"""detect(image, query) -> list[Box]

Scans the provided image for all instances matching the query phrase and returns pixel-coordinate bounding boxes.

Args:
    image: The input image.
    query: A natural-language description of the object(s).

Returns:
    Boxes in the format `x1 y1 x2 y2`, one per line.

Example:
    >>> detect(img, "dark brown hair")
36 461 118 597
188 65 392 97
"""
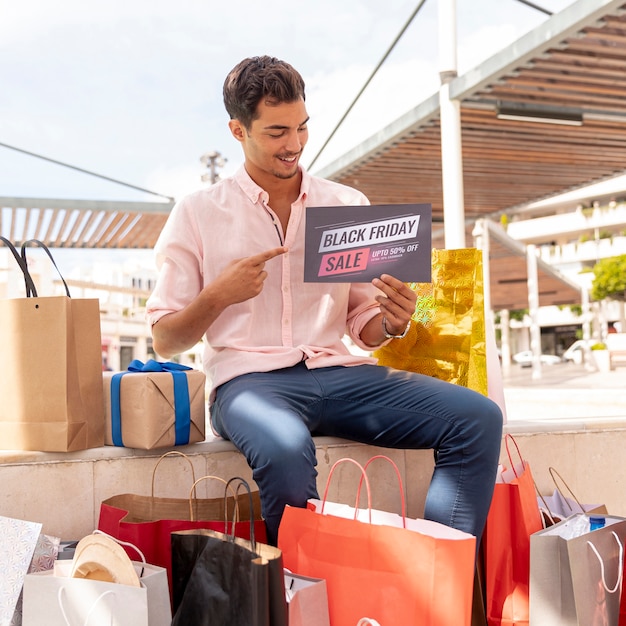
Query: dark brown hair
223 56 306 129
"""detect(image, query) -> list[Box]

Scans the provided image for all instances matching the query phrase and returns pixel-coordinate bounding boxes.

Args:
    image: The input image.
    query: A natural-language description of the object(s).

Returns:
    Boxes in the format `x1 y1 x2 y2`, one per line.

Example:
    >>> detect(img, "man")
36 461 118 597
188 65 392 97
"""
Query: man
146 55 503 546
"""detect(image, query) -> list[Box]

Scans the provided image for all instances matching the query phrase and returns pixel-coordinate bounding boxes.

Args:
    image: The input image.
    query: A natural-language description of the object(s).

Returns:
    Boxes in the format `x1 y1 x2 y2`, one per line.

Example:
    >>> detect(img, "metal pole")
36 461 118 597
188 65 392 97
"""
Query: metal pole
526 244 542 380
438 0 465 249
581 283 594 370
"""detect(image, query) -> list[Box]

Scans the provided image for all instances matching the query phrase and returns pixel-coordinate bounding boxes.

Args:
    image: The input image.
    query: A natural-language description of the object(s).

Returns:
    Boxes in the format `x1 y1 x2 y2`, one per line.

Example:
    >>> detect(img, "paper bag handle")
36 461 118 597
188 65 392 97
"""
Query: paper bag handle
91 529 147 566
322 456 407 527
321 458 372 523
224 477 257 552
58 587 116 626
587 531 623 594
0 236 38 296
151 450 197 499
357 455 407 528
504 433 525 478
321 454 406 528
548 466 585 514
187 475 240 528
21 238 71 297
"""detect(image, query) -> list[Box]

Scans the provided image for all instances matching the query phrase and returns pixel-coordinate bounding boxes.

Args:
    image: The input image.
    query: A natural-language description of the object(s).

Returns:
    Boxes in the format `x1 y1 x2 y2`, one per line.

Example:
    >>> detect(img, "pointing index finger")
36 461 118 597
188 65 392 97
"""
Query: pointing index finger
251 246 288 265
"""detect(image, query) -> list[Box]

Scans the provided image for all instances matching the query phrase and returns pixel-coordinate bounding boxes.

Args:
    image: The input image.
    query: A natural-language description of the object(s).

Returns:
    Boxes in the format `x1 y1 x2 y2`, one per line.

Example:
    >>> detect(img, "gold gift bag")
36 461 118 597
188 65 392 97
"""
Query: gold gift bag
374 248 487 396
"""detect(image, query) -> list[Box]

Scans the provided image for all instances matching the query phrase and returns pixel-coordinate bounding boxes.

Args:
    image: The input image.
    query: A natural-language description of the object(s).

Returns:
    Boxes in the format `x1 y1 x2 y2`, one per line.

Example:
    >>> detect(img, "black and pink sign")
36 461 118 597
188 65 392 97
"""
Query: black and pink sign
304 203 432 283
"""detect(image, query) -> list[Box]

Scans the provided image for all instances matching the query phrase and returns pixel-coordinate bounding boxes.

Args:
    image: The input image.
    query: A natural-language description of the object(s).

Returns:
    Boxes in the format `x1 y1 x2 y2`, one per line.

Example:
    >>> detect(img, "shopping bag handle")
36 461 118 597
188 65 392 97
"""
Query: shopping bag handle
151 450 197 499
356 455 407 528
90 529 147 578
224 476 257 552
187 475 240 529
548 466 585 514
58 587 116 626
322 458 372 523
587 530 623 594
21 238 71 297
322 456 409 527
504 433 525 478
0 236 38 297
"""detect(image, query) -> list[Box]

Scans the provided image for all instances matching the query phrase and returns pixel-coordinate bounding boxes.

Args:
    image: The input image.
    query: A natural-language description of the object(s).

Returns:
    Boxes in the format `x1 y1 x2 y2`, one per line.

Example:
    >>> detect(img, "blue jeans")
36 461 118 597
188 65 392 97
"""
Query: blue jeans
211 362 503 546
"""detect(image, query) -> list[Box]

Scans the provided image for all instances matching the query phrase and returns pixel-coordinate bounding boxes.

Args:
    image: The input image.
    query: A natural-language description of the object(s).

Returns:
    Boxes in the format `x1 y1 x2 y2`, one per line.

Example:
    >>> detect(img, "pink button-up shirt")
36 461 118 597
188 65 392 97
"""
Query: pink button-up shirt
146 166 385 396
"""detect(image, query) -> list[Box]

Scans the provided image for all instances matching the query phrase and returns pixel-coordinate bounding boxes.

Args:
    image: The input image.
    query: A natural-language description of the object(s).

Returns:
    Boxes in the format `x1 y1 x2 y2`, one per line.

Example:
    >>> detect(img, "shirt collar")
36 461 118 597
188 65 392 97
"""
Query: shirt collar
234 164 310 205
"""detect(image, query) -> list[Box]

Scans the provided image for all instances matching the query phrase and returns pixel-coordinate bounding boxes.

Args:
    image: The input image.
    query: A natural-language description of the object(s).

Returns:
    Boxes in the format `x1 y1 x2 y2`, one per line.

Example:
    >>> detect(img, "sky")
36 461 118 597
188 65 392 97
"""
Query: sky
0 0 584 208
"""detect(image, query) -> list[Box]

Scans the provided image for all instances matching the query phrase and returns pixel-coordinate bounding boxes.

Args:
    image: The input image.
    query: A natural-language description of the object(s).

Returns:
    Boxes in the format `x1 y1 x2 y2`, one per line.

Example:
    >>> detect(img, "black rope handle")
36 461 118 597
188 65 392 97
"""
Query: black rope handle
21 239 71 297
224 477 256 553
0 236 38 297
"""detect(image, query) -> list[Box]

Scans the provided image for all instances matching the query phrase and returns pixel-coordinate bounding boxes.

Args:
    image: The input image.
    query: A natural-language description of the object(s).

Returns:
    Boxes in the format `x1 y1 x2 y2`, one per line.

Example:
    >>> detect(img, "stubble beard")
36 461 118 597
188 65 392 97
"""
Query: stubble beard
272 152 301 180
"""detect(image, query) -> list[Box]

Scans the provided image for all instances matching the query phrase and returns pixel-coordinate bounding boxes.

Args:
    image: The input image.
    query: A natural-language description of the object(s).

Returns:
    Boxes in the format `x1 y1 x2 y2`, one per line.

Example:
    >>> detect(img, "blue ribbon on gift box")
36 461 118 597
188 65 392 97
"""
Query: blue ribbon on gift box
110 359 192 447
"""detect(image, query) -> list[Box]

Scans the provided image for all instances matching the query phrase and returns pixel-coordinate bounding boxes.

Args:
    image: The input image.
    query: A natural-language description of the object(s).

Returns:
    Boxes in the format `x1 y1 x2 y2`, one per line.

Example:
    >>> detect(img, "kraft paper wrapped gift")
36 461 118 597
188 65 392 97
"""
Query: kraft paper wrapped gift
103 360 206 450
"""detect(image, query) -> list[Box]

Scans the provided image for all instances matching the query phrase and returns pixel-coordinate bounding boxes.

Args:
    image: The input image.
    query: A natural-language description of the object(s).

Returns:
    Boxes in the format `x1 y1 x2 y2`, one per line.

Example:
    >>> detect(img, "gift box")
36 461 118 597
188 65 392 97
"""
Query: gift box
103 360 206 449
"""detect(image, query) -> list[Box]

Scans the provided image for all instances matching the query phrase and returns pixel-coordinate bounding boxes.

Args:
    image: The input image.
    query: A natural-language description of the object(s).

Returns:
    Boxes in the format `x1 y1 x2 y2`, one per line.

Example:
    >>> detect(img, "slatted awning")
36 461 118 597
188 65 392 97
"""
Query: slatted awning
315 0 626 310
0 197 173 248
475 219 584 311
318 0 626 219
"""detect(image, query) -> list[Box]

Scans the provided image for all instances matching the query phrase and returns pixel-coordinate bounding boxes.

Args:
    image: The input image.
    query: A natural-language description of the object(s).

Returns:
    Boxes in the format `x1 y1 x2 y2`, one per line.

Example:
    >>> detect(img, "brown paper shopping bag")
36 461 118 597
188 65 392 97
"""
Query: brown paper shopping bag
98 452 267 604
0 238 104 451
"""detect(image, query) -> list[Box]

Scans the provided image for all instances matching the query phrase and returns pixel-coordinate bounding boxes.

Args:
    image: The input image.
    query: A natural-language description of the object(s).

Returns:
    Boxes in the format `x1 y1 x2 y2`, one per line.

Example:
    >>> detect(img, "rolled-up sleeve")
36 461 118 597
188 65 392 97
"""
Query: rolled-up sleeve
146 197 203 326
345 282 388 351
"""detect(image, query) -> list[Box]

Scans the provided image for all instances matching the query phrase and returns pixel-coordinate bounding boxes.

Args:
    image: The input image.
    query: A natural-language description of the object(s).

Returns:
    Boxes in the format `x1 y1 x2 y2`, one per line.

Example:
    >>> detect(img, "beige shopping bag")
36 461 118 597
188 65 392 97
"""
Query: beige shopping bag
0 238 104 451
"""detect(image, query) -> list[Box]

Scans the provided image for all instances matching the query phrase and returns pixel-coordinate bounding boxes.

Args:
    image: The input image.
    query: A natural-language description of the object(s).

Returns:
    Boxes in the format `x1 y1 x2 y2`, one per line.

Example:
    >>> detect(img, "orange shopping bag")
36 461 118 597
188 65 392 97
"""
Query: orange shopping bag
278 456 476 626
483 434 543 626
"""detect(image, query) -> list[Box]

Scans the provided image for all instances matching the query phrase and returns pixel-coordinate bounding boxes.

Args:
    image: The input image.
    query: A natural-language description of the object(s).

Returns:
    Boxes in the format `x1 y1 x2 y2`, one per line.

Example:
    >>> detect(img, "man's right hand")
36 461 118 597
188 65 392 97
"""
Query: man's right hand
214 246 288 305
151 246 287 358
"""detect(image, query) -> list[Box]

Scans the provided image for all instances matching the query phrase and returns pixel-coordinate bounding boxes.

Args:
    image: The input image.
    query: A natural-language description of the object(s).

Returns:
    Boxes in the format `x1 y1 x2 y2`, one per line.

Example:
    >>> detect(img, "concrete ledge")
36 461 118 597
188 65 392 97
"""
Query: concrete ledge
2 421 625 541
505 416 626 434
0 437 434 541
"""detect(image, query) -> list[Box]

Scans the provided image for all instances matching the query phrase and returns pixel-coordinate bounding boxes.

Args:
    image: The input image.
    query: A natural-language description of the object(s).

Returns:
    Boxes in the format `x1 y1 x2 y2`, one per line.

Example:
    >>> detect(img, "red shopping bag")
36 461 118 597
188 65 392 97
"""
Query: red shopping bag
97 452 267 603
483 435 543 626
278 455 476 626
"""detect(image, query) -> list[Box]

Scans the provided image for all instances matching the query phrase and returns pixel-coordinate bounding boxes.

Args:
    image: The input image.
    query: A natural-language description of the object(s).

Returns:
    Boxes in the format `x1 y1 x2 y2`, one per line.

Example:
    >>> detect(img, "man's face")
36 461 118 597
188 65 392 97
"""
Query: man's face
230 98 309 182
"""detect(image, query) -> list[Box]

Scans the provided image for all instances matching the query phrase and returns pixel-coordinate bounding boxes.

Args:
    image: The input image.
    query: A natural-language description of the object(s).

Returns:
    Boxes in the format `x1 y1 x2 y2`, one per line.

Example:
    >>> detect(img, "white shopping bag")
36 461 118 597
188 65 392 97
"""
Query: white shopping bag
285 570 330 626
22 560 171 626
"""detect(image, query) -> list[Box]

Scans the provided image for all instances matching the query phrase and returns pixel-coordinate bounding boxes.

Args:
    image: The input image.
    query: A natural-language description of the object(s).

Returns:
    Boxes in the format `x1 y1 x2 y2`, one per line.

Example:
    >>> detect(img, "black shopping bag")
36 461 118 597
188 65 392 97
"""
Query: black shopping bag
171 478 287 626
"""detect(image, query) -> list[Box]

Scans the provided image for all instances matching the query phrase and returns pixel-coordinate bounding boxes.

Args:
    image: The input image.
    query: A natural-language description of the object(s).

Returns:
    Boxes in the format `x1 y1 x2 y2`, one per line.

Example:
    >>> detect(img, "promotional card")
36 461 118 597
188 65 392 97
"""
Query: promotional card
304 203 432 283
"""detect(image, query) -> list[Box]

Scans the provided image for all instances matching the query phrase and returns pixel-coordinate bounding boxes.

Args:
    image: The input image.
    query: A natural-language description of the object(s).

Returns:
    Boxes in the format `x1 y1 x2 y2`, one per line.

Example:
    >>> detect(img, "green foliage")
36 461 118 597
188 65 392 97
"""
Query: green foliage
509 309 528 321
591 255 626 301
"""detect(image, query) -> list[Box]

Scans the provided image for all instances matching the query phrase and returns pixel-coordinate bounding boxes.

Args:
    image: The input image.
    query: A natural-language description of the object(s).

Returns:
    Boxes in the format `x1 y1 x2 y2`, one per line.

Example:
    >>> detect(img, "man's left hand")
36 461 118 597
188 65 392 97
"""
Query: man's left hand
372 274 416 336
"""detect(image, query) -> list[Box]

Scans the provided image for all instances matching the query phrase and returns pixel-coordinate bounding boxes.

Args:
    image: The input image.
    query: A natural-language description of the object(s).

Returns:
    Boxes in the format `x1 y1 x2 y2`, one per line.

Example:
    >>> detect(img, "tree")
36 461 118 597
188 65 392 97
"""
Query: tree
590 254 626 302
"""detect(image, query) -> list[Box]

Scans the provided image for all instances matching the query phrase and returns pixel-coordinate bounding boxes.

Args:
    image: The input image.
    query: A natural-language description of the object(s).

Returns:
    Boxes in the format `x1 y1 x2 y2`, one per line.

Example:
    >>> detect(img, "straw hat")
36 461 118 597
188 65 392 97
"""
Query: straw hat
70 533 140 587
